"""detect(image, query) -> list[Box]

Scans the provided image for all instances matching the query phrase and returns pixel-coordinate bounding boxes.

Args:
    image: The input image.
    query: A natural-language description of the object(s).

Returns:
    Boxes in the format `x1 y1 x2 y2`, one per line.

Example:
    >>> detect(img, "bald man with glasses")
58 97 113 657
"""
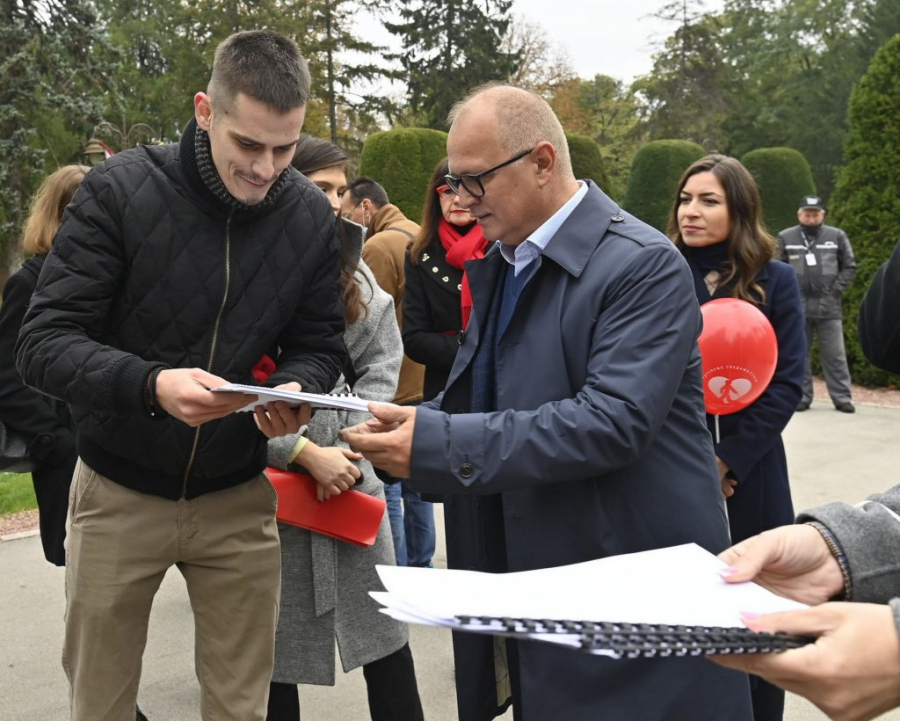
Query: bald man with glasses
343 84 751 721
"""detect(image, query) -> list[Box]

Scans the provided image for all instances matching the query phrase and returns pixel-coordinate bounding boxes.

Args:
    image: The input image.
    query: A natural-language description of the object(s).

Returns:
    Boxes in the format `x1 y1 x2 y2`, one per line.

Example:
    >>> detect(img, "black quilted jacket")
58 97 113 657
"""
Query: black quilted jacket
15 120 346 500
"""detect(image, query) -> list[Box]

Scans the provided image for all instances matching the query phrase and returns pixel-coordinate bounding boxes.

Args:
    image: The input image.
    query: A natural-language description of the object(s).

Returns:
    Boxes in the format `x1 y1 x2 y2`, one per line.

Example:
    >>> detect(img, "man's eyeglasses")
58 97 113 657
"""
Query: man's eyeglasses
444 147 535 198
342 201 362 219
435 184 455 199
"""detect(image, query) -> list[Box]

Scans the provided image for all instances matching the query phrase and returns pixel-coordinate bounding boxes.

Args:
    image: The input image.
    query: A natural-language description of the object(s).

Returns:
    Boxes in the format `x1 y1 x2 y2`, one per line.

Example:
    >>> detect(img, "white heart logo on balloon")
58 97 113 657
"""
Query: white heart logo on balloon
708 376 753 403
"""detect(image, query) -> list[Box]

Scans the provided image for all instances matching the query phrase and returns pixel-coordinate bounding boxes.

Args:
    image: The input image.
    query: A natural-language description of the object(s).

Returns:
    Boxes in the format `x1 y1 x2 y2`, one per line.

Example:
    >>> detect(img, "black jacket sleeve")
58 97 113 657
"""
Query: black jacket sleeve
0 262 74 464
859 239 900 375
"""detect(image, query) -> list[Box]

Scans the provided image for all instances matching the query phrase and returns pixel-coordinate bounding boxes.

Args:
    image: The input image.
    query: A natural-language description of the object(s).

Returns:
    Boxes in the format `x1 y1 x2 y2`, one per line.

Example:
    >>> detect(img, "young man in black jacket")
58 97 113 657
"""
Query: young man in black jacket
15 31 346 721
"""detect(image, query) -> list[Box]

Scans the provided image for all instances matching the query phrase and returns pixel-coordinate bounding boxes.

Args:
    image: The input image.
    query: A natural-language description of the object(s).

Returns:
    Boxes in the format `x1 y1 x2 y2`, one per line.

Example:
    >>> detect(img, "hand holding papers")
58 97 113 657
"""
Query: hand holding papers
212 382 378 413
340 404 416 479
371 544 812 659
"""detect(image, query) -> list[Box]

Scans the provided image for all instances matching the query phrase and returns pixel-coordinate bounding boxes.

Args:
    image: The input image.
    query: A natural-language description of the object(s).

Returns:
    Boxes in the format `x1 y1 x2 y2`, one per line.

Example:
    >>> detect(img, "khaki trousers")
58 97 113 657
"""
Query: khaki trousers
63 460 281 721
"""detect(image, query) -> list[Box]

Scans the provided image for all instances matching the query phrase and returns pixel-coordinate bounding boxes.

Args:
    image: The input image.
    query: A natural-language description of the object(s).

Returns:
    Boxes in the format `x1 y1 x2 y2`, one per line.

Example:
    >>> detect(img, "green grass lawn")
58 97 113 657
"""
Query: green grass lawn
0 472 37 515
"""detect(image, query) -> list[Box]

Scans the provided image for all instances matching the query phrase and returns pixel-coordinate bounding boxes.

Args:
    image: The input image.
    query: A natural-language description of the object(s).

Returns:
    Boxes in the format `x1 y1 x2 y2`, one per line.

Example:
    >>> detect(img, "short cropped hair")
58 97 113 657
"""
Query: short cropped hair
208 31 310 113
345 177 389 208
22 165 90 255
448 84 573 177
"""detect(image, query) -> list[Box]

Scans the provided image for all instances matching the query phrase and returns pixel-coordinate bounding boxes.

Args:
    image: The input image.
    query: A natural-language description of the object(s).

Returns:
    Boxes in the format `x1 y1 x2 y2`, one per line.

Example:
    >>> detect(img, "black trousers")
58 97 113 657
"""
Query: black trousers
267 643 424 721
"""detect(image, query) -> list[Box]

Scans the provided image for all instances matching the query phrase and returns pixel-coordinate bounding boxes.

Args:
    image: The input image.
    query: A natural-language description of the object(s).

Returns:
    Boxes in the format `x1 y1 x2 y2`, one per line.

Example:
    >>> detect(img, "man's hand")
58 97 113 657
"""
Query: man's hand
253 383 312 438
340 404 415 479
711 603 900 721
155 368 253 426
719 524 844 606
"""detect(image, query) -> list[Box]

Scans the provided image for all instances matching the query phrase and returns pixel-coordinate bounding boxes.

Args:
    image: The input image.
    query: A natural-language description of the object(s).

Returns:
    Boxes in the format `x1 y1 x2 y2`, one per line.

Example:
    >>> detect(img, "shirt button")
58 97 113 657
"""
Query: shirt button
611 214 625 222
460 463 474 478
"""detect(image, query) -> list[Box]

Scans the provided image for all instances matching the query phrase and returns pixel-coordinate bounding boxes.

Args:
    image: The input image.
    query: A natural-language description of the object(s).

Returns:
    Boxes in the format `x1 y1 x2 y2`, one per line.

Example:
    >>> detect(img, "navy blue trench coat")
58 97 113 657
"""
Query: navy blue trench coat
689 258 805 544
408 182 752 721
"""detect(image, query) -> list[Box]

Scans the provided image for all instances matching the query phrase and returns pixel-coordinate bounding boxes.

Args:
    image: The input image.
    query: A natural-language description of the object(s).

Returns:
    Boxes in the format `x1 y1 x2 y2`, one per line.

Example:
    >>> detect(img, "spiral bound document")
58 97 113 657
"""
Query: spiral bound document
370 544 813 659
211 383 382 413
451 617 812 659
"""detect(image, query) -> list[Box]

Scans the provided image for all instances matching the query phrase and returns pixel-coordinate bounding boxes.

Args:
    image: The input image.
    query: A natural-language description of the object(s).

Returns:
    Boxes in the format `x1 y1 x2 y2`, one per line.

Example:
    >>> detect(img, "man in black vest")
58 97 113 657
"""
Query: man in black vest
778 196 857 413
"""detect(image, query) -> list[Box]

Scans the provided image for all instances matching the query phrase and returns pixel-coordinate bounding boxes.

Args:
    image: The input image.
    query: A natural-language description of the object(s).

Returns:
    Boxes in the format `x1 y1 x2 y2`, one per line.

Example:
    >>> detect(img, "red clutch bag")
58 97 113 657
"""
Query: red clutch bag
265 467 386 548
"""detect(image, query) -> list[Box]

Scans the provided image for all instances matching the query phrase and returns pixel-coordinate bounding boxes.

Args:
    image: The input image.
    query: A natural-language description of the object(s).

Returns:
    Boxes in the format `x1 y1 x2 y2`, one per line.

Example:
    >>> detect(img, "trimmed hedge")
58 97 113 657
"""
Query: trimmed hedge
622 139 706 232
829 35 900 387
565 133 615 198
358 128 449 223
741 147 816 235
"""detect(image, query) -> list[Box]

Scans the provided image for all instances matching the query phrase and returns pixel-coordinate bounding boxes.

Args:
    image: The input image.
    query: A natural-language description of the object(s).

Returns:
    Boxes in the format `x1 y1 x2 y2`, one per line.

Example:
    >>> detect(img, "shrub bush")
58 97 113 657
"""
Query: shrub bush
829 35 900 387
741 147 816 235
358 128 449 223
622 139 706 232
565 133 615 198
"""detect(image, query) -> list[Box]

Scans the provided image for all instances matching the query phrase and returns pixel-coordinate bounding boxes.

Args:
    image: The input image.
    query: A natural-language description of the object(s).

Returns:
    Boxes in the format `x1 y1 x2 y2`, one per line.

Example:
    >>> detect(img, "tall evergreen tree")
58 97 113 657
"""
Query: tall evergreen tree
385 0 518 128
829 33 900 386
0 0 115 275
287 0 400 146
633 11 730 150
718 0 900 197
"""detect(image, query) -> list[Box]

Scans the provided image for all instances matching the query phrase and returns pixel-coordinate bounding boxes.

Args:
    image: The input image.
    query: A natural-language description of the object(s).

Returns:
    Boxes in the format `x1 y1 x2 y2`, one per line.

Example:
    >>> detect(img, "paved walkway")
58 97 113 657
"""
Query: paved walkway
2 404 899 720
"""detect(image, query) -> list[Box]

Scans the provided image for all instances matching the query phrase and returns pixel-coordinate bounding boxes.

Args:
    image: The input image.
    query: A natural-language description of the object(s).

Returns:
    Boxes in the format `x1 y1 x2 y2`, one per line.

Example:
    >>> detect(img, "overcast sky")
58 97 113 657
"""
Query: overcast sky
353 0 727 99
511 0 725 82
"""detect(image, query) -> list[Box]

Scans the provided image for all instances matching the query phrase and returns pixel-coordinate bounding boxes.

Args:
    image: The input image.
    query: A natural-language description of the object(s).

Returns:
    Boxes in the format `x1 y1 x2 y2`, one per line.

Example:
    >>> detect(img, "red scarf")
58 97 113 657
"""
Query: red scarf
438 218 487 329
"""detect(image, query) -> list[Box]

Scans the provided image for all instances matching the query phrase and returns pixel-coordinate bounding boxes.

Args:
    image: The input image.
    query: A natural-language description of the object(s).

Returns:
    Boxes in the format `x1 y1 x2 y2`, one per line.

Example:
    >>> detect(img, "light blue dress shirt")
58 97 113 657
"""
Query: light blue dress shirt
498 181 589 277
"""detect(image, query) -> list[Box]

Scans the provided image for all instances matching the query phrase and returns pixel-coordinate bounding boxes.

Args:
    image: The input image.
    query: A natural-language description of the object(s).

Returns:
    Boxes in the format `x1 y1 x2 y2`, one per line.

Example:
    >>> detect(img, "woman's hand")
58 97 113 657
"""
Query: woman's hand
711 603 900 721
297 444 363 501
717 457 737 498
718 524 845 606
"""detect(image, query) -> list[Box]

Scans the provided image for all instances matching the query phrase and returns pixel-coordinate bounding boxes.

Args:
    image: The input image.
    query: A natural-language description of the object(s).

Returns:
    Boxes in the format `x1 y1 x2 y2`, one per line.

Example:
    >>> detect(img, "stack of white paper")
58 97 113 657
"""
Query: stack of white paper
211 383 382 413
371 544 808 658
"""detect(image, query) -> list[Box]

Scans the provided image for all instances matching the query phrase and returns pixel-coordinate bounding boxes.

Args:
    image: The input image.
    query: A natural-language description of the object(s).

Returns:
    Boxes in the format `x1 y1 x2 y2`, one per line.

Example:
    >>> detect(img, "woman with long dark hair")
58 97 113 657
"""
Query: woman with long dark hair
403 157 488 400
668 154 805 721
262 135 423 721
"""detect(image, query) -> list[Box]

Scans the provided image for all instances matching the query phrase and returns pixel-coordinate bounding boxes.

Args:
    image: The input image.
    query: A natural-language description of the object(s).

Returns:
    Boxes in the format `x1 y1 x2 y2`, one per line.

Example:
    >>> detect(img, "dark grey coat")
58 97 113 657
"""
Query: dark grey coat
800 485 900 635
408 182 752 721
778 224 856 319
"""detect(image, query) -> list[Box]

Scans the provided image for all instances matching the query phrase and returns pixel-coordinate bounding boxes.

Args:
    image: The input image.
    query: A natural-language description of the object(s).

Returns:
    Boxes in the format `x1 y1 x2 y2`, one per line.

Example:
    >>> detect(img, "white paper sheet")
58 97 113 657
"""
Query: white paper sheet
211 383 384 413
372 543 807 632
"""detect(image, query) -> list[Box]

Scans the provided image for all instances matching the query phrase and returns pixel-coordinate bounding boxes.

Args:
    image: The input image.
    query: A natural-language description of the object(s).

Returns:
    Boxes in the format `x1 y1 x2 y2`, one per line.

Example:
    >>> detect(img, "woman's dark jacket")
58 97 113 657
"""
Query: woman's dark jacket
0 255 75 564
402 236 464 401
687 251 806 543
15 121 346 501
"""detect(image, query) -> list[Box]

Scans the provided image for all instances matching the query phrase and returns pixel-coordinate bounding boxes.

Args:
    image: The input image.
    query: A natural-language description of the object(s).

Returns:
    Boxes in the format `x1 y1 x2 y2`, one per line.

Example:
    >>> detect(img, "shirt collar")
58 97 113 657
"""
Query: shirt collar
499 181 589 274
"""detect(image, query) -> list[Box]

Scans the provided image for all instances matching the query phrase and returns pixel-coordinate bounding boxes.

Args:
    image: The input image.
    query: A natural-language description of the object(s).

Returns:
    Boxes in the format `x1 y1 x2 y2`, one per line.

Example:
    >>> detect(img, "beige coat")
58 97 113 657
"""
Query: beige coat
361 203 425 405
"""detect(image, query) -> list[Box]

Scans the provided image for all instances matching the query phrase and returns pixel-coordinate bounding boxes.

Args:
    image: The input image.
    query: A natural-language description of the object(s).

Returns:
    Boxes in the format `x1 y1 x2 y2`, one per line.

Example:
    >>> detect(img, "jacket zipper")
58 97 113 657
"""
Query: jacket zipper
182 210 234 497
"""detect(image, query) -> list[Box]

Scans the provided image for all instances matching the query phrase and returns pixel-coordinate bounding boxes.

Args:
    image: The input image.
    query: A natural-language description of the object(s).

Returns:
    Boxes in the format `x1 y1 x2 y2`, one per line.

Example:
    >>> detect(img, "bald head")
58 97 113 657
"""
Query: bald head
445 84 580 246
448 85 574 179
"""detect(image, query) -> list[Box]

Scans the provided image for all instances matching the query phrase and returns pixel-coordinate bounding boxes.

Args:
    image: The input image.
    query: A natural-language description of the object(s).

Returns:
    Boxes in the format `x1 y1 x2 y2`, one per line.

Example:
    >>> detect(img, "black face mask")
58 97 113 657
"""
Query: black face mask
801 223 822 238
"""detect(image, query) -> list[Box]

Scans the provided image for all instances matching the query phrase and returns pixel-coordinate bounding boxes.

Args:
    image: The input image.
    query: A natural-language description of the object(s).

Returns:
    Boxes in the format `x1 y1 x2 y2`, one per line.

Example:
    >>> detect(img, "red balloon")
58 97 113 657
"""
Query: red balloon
698 298 778 415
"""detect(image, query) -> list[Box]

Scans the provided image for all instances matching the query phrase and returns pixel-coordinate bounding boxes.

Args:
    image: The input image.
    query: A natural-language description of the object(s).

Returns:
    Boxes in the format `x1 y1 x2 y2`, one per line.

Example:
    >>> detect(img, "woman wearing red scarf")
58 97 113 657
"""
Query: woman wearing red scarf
403 158 488 401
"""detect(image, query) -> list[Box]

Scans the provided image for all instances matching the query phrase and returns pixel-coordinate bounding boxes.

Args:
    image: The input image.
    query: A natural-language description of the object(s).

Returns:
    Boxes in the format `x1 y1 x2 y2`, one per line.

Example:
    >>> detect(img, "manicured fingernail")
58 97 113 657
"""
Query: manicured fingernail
739 611 761 620
718 566 738 577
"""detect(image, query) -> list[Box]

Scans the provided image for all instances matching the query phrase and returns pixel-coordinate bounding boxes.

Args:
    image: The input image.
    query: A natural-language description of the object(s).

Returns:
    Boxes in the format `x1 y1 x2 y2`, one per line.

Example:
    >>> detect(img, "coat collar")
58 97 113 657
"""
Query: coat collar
539 181 620 279
369 203 413 235
688 254 771 305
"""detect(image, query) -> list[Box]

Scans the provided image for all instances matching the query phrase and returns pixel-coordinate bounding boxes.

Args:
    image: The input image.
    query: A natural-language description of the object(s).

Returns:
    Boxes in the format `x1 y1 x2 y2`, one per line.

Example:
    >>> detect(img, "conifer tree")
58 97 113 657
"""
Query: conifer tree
386 0 518 128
